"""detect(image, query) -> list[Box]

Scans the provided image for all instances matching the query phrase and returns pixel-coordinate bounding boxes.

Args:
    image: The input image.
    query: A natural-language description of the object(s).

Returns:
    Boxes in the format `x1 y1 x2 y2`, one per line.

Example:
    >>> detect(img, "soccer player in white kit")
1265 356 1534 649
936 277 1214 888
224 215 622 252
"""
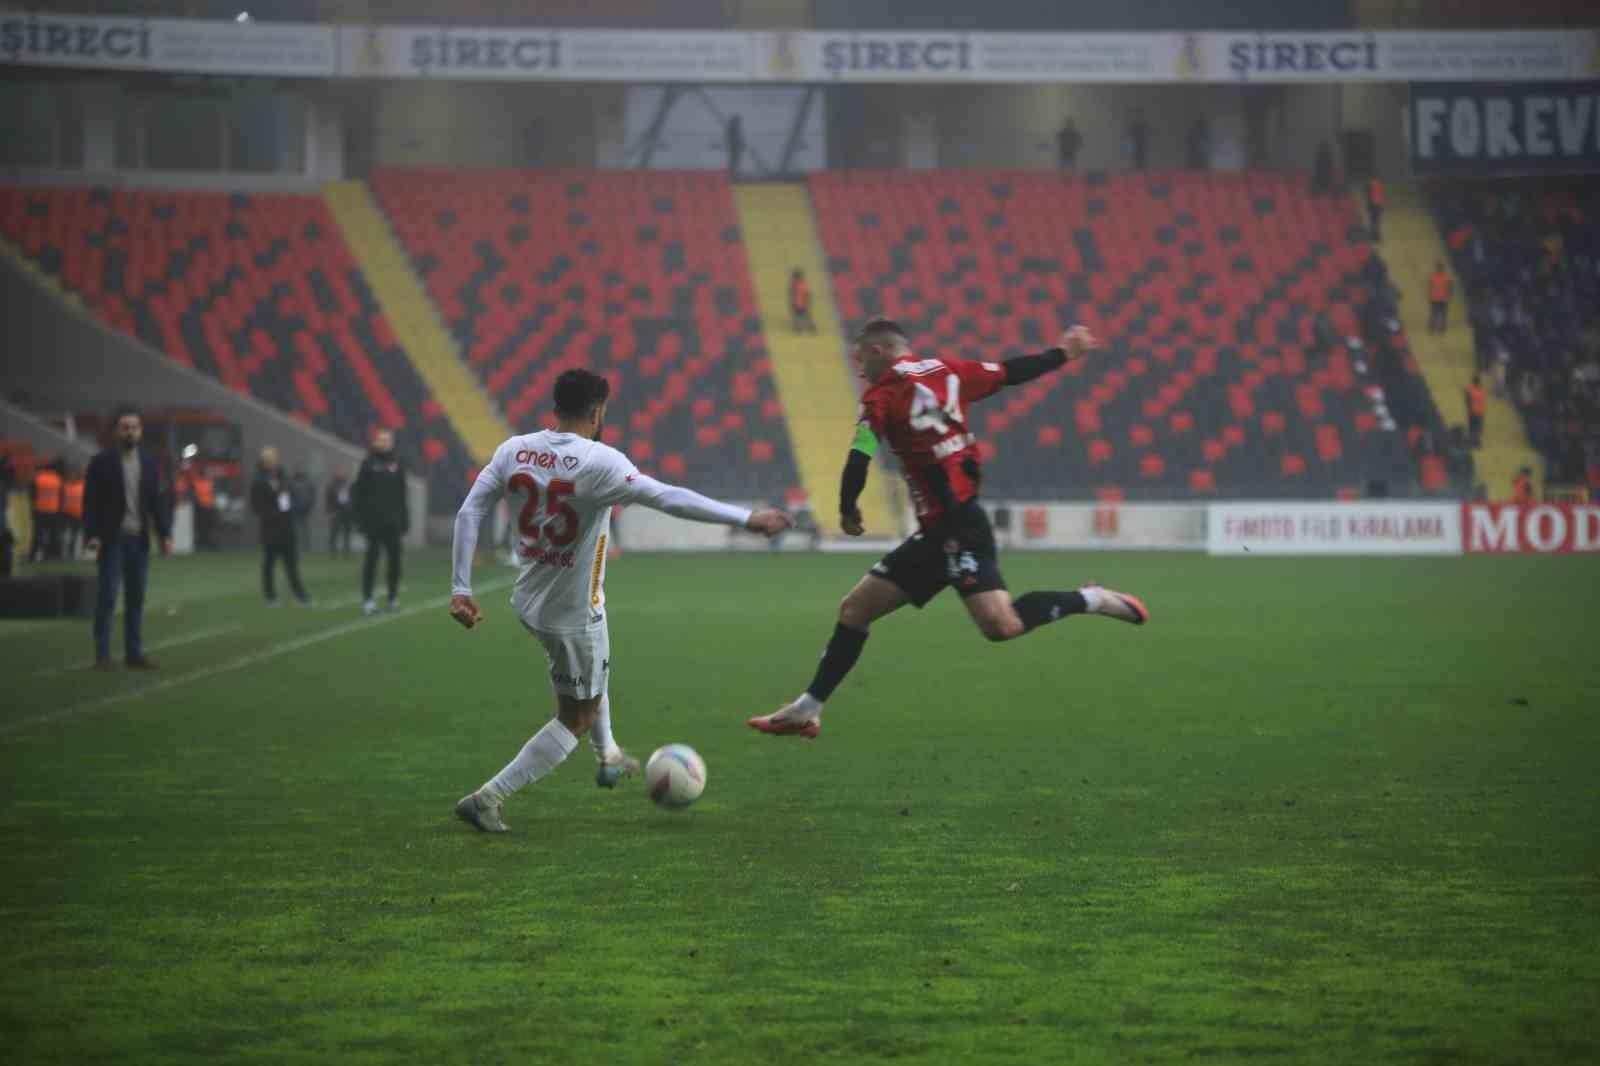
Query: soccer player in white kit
449 369 791 832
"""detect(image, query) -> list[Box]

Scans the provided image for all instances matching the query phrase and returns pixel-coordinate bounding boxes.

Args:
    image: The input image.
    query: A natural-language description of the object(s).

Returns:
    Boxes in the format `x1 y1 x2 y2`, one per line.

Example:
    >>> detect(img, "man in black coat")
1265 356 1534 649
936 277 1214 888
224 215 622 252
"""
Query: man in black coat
83 406 173 670
353 428 409 614
250 445 310 606
325 466 355 557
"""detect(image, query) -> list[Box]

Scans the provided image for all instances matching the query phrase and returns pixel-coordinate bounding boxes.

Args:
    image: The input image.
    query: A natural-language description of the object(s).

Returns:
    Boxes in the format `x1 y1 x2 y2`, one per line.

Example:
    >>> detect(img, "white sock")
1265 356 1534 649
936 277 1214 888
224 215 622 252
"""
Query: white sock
480 719 578 803
589 691 616 758
792 692 823 716
1080 586 1106 613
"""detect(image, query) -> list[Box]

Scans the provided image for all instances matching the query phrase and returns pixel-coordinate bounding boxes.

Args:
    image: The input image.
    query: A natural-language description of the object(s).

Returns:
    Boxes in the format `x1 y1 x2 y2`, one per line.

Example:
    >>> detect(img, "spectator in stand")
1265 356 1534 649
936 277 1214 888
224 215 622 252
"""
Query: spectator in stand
1126 110 1151 172
354 428 409 614
1513 466 1537 506
1312 142 1333 195
190 465 217 550
1428 262 1455 334
326 466 355 557
61 465 84 560
1366 176 1385 241
789 269 816 334
251 446 311 607
725 115 744 180
83 406 172 670
1465 374 1487 448
1056 118 1082 171
1186 117 1212 171
30 459 62 562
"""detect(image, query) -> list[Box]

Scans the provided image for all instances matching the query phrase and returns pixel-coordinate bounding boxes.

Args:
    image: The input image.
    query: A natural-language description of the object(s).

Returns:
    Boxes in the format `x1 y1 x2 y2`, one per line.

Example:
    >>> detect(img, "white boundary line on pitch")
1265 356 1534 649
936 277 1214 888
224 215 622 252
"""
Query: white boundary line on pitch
32 622 246 678
2 577 516 737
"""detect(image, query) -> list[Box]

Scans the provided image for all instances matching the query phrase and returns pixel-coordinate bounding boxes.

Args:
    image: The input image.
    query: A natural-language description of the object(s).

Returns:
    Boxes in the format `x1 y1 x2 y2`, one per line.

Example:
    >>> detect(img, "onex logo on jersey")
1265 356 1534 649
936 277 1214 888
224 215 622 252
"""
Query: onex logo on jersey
515 450 559 469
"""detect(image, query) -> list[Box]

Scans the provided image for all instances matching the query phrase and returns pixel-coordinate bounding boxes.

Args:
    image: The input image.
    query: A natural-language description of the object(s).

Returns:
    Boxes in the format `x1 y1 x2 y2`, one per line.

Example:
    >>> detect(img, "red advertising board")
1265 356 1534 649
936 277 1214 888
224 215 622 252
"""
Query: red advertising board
1462 503 1600 554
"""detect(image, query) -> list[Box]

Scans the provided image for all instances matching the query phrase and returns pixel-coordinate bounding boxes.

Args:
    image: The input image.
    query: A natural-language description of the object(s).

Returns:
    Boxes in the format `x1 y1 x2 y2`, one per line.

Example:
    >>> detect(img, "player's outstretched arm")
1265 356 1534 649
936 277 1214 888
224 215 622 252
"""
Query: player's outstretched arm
1001 325 1102 386
449 448 508 629
623 474 792 537
838 422 877 536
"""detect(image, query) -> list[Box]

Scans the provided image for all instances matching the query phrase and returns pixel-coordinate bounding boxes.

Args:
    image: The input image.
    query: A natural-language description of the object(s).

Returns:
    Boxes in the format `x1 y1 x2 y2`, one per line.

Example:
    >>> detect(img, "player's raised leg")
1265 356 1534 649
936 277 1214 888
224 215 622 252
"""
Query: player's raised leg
964 583 1148 643
749 572 908 738
456 692 600 832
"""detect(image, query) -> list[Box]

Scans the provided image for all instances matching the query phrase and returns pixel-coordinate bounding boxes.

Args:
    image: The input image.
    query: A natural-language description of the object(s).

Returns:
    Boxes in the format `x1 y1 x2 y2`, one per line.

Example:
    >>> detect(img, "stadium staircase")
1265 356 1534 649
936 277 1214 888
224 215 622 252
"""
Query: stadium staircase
369 169 803 503
1374 182 1541 498
323 181 508 464
733 184 897 536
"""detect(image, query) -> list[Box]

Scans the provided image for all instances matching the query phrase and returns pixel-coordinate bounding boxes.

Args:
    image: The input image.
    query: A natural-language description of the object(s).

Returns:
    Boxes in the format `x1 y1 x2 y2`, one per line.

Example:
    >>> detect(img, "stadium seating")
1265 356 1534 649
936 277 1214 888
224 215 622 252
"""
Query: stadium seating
371 169 800 500
811 170 1445 500
0 184 474 509
1433 179 1600 493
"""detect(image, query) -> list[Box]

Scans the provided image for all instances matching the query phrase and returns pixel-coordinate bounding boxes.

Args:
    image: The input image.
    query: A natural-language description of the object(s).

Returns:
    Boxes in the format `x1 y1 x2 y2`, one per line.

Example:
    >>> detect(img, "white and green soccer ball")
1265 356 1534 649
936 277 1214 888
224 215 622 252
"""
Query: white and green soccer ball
645 744 706 809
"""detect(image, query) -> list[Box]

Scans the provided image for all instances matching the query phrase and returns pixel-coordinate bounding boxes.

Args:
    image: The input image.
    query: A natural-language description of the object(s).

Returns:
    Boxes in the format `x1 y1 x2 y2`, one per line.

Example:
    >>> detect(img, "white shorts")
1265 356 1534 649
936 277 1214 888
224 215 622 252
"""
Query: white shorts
524 621 610 700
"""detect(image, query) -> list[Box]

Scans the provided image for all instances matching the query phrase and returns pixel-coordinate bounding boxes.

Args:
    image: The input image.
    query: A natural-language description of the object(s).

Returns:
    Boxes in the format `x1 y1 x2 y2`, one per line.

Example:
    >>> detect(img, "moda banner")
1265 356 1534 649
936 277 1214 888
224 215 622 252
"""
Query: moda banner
1207 502 1462 555
1409 81 1600 177
1462 503 1600 554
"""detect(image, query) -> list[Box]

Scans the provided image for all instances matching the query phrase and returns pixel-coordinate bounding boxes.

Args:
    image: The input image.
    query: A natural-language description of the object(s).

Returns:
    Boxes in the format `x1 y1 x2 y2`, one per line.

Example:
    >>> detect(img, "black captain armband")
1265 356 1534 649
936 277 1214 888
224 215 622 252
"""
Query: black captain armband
1002 347 1068 386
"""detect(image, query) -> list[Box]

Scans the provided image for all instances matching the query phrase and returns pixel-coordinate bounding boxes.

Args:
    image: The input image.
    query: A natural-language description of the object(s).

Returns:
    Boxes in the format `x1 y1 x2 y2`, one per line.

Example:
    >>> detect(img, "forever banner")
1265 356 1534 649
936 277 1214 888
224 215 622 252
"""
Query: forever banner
2 14 1598 85
1410 81 1600 177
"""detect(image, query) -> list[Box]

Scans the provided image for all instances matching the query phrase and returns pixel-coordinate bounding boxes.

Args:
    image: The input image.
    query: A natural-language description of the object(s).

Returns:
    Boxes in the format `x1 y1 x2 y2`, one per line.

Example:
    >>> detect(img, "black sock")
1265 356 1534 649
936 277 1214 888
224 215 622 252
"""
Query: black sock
1013 590 1088 633
805 623 869 703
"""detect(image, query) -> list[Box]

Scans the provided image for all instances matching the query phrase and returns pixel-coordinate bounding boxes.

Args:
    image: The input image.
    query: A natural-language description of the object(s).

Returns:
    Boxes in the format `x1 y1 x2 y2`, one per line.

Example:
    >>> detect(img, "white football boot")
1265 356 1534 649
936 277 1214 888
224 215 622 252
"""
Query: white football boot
595 747 641 789
454 790 509 833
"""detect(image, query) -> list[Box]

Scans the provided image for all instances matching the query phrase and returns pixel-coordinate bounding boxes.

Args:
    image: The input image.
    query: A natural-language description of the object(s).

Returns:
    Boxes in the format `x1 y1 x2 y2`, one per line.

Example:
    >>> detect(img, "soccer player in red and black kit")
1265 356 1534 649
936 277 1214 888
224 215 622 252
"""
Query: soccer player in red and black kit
749 317 1149 739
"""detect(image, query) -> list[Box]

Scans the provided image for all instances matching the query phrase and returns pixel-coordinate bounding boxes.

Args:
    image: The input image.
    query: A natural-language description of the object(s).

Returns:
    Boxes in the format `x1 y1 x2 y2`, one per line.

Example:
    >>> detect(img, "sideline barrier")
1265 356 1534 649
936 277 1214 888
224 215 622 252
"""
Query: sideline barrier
545 499 1599 555
1207 501 1461 556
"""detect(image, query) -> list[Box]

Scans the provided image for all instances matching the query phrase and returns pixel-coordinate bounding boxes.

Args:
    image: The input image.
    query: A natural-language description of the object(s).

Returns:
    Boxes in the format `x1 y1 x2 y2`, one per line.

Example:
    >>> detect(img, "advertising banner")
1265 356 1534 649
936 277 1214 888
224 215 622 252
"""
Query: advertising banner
789 32 1179 84
338 25 761 81
1204 30 1587 83
3 16 1598 85
1461 503 1600 554
1207 502 1462 555
1409 81 1600 177
0 12 335 76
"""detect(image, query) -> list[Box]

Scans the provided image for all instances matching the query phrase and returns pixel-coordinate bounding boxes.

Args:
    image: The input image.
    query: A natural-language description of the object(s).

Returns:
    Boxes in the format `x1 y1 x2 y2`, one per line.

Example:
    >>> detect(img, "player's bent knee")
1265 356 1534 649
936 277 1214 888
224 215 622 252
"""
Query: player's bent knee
838 594 872 630
978 616 1024 642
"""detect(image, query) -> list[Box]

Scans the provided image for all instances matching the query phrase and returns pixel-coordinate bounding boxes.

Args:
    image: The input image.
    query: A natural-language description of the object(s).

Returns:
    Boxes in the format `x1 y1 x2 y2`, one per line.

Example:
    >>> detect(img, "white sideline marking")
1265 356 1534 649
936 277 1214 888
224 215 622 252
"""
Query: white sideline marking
33 622 246 678
311 594 365 610
3 577 515 737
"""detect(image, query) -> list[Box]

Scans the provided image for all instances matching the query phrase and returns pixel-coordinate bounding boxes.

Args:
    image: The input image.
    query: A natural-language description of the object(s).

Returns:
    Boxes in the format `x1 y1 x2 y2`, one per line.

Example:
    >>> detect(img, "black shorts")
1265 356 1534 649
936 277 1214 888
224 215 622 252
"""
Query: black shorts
869 501 1006 608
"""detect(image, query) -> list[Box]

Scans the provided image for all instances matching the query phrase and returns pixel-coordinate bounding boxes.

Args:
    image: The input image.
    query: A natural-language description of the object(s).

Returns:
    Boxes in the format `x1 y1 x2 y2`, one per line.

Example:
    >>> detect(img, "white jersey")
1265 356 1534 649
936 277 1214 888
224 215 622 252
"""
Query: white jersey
452 430 751 632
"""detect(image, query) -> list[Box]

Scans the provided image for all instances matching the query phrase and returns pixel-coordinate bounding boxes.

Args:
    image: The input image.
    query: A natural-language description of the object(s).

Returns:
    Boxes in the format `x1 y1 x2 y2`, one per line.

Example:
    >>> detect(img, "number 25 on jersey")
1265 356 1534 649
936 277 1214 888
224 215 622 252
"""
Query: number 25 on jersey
508 473 578 546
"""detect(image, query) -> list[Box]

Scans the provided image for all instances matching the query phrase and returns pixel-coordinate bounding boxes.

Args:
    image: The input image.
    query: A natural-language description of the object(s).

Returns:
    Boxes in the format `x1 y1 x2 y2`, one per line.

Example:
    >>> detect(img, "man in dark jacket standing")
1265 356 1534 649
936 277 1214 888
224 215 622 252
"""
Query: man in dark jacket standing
250 445 310 606
353 428 408 614
83 406 172 670
325 466 355 557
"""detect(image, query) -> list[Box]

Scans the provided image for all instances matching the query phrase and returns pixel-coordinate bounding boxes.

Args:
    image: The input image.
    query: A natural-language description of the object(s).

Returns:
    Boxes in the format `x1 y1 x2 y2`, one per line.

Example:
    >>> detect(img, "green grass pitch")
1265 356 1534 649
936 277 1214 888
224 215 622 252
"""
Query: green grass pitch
3 547 1598 1064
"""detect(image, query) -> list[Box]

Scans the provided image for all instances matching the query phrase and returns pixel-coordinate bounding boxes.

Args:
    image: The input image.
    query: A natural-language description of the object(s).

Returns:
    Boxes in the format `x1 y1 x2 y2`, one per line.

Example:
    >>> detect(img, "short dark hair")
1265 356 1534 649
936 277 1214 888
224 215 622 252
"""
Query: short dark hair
854 317 908 347
553 368 611 418
112 404 140 424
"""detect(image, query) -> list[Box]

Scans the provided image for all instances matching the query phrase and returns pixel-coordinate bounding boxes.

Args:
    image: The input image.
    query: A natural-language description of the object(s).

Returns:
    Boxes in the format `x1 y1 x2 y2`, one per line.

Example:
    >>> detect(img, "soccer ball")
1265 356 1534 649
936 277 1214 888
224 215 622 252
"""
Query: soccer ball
645 744 706 809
